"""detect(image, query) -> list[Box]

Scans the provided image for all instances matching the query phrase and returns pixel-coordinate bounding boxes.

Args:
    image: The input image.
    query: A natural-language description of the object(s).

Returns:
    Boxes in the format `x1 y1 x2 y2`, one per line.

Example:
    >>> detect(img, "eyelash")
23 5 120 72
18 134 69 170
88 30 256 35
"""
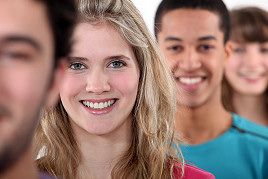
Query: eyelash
232 48 268 54
69 62 86 70
167 45 182 51
69 60 127 71
0 51 31 60
108 60 126 68
233 48 244 53
260 48 268 53
166 45 214 52
199 45 214 50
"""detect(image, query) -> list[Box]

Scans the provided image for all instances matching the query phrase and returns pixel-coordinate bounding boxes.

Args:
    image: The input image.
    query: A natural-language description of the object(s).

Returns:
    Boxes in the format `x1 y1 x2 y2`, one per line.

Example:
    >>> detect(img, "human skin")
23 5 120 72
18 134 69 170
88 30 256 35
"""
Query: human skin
225 41 268 126
61 22 140 137
157 9 232 144
0 0 63 178
225 41 268 96
157 9 230 108
59 22 140 178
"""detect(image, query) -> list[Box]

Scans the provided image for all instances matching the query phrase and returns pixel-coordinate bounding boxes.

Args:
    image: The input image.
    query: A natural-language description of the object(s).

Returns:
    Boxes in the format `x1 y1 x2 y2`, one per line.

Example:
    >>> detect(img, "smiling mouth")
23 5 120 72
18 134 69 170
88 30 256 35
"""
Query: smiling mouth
81 99 116 110
242 74 263 80
177 77 204 85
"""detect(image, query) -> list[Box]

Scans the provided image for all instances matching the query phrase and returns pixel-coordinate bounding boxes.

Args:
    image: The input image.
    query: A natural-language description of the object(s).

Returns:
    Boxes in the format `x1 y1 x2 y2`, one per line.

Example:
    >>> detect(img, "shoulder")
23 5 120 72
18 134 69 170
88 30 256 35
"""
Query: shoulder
39 172 58 179
232 113 268 140
173 163 215 179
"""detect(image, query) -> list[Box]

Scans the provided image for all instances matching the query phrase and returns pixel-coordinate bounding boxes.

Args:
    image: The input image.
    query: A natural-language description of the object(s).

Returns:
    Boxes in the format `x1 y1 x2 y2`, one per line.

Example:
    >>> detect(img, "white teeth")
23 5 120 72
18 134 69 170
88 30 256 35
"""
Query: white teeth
94 103 98 109
244 74 260 79
179 77 202 85
82 100 116 110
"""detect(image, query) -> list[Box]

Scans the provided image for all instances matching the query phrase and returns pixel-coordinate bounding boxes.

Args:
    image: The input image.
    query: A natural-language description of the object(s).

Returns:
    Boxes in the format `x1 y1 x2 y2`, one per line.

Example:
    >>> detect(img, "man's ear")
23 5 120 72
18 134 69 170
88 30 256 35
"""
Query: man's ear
224 41 233 66
44 59 67 107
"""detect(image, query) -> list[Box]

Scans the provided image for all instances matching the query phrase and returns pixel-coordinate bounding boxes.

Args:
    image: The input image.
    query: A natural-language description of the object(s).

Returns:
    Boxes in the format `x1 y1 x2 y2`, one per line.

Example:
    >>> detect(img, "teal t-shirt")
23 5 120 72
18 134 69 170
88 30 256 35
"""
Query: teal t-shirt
180 113 268 179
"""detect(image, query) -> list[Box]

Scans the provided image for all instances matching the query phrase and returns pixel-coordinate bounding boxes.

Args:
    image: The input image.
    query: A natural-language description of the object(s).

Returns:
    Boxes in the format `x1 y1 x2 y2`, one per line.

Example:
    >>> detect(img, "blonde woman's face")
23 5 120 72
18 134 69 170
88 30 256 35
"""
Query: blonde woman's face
60 22 140 138
225 41 268 96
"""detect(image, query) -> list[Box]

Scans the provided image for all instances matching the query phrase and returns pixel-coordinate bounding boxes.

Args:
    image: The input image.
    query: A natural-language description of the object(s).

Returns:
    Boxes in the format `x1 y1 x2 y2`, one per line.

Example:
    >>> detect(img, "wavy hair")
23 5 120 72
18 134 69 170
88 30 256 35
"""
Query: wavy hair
34 0 183 178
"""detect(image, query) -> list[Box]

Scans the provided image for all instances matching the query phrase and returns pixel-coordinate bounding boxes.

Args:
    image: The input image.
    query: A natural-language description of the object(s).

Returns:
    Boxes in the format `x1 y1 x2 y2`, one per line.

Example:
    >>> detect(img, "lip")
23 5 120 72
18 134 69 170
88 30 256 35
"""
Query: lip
240 74 264 83
243 77 262 83
175 76 206 91
80 98 118 115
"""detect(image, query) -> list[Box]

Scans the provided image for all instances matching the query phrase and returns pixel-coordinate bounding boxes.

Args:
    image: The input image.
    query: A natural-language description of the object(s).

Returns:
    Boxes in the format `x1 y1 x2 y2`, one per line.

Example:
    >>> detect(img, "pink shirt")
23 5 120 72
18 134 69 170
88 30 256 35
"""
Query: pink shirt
173 163 215 179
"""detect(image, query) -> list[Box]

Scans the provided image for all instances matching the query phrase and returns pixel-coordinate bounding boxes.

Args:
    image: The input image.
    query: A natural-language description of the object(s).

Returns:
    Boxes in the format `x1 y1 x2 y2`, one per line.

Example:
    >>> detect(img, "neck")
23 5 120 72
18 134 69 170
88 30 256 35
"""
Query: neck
0 146 38 179
175 89 232 145
232 92 268 126
74 119 132 179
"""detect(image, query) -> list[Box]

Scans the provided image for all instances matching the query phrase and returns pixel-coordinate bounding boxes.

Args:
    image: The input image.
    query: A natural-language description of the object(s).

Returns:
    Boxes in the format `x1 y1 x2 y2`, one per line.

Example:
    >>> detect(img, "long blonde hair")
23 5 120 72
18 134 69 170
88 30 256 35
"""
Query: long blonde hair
35 0 183 178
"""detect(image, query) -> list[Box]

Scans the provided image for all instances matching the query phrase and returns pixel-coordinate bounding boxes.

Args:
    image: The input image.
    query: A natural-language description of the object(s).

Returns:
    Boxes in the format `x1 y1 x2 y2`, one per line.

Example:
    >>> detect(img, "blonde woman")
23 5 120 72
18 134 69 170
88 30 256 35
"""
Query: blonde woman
34 0 214 178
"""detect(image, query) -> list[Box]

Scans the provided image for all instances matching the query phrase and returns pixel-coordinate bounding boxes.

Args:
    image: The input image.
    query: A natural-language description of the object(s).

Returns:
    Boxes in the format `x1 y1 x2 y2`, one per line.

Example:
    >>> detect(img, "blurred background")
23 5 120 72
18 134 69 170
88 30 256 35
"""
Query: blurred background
132 0 268 34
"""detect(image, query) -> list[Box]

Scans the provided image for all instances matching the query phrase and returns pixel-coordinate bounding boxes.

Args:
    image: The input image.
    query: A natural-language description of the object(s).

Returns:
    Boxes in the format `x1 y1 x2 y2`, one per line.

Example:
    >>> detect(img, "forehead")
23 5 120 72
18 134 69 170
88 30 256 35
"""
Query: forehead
0 0 53 54
72 22 133 58
160 9 222 40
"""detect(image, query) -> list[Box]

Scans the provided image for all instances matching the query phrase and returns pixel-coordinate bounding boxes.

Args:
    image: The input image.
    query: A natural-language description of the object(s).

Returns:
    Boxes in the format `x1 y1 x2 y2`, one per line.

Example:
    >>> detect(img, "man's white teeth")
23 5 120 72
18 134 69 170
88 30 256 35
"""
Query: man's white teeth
179 77 202 85
82 100 115 109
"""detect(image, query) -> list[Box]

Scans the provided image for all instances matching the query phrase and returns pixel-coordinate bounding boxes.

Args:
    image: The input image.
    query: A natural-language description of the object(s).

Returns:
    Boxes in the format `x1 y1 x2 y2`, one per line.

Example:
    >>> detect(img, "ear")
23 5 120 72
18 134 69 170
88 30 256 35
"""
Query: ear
224 41 233 66
44 59 67 107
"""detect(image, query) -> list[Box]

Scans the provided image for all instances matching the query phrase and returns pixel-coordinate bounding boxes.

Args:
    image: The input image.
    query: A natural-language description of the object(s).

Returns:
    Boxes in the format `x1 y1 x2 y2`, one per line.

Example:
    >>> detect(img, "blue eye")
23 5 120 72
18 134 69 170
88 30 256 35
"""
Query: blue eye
109 61 125 68
70 62 86 70
233 48 244 54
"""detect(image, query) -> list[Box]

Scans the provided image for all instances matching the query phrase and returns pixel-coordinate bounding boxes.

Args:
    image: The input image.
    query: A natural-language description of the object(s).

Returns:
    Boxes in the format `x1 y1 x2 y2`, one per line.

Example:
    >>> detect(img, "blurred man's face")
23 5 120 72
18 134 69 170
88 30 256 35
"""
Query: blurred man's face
157 9 230 108
0 0 56 172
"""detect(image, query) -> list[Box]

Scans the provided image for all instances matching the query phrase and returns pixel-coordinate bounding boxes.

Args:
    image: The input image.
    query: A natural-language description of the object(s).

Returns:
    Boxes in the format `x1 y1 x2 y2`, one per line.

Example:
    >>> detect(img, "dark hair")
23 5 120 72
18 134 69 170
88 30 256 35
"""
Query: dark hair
37 0 77 66
230 7 268 43
154 0 230 44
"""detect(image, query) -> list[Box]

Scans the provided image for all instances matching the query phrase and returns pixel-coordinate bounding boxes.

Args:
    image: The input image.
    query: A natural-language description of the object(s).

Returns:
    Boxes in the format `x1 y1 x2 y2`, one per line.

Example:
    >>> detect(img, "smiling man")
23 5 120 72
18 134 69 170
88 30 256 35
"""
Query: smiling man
155 0 268 178
0 0 76 178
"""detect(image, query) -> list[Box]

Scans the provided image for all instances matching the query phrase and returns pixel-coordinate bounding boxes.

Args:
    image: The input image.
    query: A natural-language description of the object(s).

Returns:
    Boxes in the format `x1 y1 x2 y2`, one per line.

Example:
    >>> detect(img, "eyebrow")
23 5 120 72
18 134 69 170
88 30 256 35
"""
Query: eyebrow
164 35 217 42
198 36 217 41
68 55 131 62
164 37 182 42
105 55 130 61
0 35 41 52
67 56 87 62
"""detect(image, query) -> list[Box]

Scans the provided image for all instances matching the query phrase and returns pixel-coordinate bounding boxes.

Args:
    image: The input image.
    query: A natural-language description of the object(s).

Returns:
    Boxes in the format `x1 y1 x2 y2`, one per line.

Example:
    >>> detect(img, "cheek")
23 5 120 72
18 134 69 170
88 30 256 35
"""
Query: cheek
166 57 174 69
60 74 85 100
6 69 48 106
225 56 241 75
158 45 174 68
164 53 178 71
110 71 139 98
264 59 268 69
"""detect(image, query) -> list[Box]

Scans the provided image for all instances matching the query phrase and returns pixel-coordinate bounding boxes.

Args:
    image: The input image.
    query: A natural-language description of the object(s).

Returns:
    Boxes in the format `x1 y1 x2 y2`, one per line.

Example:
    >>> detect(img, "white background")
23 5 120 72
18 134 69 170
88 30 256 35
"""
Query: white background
132 0 268 34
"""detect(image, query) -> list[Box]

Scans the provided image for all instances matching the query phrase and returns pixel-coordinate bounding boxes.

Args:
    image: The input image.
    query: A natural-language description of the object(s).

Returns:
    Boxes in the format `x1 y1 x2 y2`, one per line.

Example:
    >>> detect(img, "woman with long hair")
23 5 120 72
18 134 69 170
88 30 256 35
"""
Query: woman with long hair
35 0 215 178
223 7 268 127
